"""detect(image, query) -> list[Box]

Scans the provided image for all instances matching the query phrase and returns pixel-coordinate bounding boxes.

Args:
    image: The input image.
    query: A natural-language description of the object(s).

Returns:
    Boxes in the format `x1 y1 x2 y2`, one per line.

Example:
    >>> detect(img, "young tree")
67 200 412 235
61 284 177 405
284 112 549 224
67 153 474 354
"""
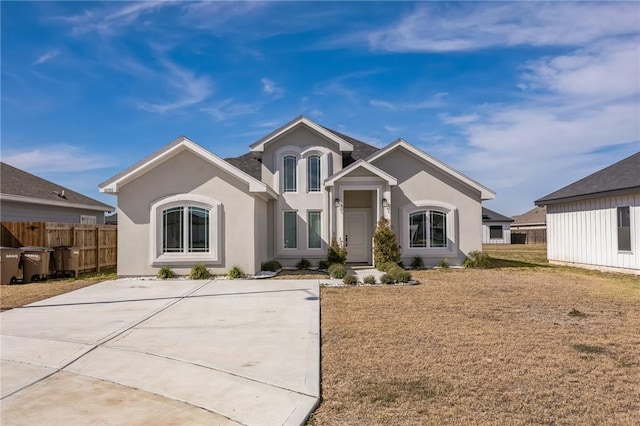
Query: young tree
373 218 400 266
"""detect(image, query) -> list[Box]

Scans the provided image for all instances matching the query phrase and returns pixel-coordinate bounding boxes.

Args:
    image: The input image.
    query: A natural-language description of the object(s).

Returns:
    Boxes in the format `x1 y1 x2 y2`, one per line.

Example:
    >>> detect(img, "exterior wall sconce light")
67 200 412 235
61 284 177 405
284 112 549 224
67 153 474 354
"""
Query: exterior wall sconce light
382 198 388 208
334 198 341 208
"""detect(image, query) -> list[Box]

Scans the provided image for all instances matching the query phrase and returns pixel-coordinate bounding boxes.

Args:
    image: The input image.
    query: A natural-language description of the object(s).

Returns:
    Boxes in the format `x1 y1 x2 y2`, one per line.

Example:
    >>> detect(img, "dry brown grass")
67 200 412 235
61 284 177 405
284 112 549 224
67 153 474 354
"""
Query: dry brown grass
272 269 330 280
310 247 640 425
1 269 116 311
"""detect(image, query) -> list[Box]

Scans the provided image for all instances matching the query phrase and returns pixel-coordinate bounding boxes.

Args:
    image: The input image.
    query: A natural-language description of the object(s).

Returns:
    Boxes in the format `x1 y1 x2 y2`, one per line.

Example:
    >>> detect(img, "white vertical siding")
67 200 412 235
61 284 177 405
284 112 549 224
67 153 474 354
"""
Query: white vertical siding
546 193 640 273
482 223 511 244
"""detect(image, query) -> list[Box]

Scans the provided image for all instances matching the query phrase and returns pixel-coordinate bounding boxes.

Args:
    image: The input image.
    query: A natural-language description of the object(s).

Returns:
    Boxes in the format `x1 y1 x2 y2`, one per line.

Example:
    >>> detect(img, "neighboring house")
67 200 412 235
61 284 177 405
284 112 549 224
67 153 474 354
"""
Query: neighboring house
0 162 114 224
482 207 513 244
511 206 547 244
105 213 118 225
536 152 639 275
99 116 495 276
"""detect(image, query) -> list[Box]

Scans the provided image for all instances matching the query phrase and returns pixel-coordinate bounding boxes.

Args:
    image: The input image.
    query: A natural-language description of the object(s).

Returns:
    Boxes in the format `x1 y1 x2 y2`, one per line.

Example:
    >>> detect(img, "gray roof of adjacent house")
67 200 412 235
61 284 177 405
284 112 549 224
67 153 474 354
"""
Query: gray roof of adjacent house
105 213 118 224
224 126 380 179
482 207 514 223
511 206 546 225
0 162 114 211
536 152 640 205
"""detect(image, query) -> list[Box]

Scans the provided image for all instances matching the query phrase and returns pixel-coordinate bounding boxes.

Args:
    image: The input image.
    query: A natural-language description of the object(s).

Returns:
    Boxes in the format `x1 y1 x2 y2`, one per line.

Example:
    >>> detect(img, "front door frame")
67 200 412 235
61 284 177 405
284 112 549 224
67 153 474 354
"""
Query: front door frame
344 208 371 263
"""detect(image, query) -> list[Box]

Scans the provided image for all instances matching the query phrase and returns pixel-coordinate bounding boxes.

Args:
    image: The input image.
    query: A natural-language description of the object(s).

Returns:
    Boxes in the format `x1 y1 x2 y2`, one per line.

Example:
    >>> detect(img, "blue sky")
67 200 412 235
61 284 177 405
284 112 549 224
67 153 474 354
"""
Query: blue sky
2 1 639 216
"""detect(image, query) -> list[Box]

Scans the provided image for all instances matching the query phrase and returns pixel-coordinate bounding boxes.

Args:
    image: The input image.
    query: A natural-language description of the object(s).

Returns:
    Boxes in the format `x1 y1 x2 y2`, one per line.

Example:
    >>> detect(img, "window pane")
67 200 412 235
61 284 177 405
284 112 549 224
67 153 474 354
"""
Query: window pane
409 211 427 248
430 211 447 247
163 207 183 253
307 156 321 192
284 211 297 248
489 225 503 239
283 156 297 192
308 211 322 249
189 207 209 253
618 206 631 251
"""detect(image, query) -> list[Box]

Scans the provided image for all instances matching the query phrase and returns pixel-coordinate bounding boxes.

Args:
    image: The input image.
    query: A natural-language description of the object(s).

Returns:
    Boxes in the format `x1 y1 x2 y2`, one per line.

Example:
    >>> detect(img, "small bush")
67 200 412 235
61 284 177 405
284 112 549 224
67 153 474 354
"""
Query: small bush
462 251 491 268
261 260 282 272
568 308 587 318
378 261 400 273
317 260 329 270
189 264 211 280
380 273 395 284
363 275 377 284
227 266 244 279
328 263 347 279
327 237 348 264
157 267 175 279
343 275 359 285
394 269 412 283
438 258 450 269
296 258 312 270
411 256 424 269
373 218 400 266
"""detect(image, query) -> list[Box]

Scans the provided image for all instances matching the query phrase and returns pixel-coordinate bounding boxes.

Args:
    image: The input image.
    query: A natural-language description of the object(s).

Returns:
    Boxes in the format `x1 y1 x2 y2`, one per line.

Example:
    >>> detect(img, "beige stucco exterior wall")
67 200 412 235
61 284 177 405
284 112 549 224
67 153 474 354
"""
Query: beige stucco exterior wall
371 147 483 266
116 150 265 276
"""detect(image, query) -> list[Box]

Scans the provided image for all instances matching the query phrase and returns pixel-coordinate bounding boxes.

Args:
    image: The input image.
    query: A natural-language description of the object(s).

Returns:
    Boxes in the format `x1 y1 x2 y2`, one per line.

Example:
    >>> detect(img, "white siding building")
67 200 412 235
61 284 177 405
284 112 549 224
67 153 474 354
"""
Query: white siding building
536 152 640 275
482 207 513 244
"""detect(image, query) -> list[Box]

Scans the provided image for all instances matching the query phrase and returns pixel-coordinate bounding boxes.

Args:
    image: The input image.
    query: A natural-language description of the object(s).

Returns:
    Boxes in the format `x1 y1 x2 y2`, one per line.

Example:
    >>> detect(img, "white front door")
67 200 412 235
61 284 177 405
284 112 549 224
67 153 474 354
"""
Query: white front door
345 209 370 263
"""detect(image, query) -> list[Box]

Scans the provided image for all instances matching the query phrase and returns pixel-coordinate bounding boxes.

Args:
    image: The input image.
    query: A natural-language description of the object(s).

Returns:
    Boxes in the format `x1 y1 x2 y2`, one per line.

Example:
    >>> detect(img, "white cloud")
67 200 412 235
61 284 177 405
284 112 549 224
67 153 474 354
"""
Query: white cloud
365 3 640 52
261 78 284 98
33 50 61 66
201 99 259 121
439 113 479 125
369 99 397 110
2 144 117 173
370 92 447 111
384 125 403 133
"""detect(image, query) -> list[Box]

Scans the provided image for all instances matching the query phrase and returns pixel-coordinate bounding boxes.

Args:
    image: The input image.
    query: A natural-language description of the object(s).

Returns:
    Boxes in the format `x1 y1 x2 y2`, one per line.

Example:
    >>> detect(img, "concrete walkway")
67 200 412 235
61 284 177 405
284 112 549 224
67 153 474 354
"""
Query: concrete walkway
1 278 320 426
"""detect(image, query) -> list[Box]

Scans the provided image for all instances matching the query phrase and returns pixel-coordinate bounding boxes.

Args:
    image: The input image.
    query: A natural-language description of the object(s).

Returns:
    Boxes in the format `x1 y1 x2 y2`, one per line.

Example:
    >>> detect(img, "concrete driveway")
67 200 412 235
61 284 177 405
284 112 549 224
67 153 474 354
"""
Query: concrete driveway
1 278 319 426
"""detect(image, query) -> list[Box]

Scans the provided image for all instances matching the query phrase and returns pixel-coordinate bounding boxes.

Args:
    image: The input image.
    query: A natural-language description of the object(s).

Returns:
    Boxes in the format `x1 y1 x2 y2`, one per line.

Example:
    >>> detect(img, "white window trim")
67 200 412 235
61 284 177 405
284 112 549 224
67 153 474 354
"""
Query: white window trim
150 194 221 266
400 201 456 257
282 155 298 193
80 215 97 225
617 205 632 253
489 225 504 240
283 210 298 250
306 155 322 193
307 210 323 250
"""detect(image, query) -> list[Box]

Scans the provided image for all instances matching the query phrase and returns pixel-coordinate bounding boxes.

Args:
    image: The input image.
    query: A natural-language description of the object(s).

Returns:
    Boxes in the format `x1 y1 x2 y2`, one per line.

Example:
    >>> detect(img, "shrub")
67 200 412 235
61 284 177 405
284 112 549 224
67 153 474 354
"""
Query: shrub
227 266 244 279
438 258 450 269
380 273 395 284
343 275 359 285
296 258 312 270
157 267 175 279
462 251 491 268
363 275 376 285
261 260 282 272
327 237 347 264
411 256 424 269
373 218 400 267
317 260 329 270
378 261 399 273
394 269 412 283
189 264 211 280
328 263 347 279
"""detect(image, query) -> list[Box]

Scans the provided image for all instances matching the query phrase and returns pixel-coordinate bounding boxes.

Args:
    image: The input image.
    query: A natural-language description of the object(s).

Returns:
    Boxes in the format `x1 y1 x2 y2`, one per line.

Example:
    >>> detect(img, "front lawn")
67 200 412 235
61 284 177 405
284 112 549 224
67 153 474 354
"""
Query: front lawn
310 247 640 424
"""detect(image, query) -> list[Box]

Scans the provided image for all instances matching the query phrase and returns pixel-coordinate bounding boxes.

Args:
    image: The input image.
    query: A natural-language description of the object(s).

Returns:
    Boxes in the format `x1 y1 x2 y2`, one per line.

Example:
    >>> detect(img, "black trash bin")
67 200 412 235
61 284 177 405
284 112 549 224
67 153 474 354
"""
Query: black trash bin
20 246 53 283
1 247 21 284
53 246 80 278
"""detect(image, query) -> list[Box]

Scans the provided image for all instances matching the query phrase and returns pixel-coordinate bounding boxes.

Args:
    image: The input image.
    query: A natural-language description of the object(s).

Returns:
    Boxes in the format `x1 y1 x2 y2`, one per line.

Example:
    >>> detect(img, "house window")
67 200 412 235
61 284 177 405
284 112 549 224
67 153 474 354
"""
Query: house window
162 206 210 254
308 211 322 249
307 155 321 192
409 210 448 248
283 155 297 192
284 211 297 249
489 225 503 239
618 206 631 251
80 215 97 225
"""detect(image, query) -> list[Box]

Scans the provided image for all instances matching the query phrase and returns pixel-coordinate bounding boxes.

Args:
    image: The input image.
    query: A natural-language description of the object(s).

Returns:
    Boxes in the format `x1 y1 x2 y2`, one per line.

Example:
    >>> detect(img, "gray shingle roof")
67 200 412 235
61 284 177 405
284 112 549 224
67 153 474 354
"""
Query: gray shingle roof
511 206 546 225
1 162 114 211
536 152 640 205
482 207 514 223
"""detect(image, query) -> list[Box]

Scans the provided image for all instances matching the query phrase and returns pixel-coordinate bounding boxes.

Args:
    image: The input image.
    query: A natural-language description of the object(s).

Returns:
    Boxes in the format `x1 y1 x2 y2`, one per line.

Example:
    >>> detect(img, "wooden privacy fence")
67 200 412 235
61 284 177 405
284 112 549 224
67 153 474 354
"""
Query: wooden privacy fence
1 222 117 273
511 229 547 245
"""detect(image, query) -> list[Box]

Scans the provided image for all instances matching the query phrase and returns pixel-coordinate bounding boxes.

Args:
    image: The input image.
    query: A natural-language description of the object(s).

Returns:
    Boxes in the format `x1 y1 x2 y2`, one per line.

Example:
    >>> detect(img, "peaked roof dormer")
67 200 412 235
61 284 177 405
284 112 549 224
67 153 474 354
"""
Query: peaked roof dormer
249 116 354 156
324 159 397 187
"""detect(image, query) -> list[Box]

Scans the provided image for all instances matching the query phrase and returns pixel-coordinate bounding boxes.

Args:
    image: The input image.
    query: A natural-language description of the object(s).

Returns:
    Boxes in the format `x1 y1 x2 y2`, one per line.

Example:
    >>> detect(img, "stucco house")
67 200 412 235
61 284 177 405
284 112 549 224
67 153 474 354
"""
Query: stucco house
0 162 114 224
99 116 495 276
536 152 639 275
481 207 513 244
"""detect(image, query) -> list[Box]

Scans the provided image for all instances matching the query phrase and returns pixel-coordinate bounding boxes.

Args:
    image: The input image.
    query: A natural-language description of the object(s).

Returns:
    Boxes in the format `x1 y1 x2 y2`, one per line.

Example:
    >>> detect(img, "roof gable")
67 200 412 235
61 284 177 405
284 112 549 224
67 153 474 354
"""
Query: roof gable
536 152 640 205
325 159 397 187
482 207 514 223
367 139 495 200
249 116 353 154
511 206 546 225
99 137 276 199
0 162 114 212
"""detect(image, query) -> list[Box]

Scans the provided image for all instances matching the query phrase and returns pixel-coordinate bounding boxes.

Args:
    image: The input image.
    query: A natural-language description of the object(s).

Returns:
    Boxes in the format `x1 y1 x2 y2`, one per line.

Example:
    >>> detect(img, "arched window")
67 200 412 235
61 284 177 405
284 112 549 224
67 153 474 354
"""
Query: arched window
307 155 321 192
283 155 297 192
408 210 448 248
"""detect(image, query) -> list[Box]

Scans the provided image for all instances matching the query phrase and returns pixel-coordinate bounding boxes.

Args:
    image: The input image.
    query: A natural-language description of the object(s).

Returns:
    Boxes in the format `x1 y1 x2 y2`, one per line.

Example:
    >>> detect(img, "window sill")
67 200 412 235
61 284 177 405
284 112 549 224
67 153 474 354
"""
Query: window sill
152 253 220 266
